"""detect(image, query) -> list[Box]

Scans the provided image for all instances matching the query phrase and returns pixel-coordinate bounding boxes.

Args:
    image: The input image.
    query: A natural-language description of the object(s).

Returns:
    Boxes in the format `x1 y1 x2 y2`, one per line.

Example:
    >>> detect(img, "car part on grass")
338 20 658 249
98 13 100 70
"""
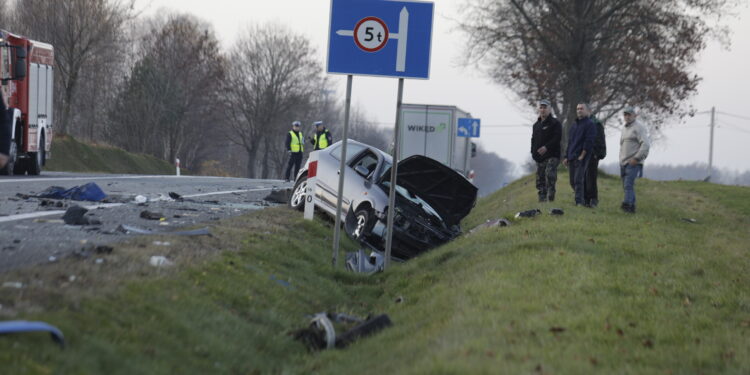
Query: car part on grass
0 320 65 348
345 249 385 274
469 218 511 234
168 192 183 201
62 205 101 226
149 256 174 267
681 218 698 224
515 209 542 218
292 312 392 351
115 224 211 236
550 208 565 216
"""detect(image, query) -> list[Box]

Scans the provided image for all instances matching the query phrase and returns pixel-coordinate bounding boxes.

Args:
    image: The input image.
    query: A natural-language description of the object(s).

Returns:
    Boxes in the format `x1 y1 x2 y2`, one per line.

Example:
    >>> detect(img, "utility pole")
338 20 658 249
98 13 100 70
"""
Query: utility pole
707 107 715 182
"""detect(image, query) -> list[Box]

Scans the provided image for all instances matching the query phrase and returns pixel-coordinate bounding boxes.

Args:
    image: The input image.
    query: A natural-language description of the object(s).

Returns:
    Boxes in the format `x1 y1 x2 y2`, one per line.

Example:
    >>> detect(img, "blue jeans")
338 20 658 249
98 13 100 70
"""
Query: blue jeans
620 164 642 206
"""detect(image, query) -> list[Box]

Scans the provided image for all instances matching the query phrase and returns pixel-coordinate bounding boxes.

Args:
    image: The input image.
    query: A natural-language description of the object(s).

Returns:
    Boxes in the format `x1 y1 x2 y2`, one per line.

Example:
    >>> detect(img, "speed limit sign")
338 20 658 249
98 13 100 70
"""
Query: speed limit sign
353 17 389 52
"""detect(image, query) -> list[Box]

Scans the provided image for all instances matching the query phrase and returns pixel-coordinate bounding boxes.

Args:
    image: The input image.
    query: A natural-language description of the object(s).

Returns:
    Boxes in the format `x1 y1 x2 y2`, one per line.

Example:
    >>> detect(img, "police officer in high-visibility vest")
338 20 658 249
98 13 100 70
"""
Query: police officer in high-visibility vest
310 120 333 151
284 121 304 182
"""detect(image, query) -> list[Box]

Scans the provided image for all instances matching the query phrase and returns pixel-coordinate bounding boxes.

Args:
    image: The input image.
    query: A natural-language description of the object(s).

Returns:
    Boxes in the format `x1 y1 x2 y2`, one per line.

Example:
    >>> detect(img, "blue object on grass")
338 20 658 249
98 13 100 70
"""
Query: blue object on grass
37 182 107 202
0 320 66 348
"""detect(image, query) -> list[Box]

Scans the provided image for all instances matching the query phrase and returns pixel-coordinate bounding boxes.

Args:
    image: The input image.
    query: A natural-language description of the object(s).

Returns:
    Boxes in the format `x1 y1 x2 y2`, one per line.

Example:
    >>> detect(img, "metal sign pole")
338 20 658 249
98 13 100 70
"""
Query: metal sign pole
384 78 404 269
332 74 353 267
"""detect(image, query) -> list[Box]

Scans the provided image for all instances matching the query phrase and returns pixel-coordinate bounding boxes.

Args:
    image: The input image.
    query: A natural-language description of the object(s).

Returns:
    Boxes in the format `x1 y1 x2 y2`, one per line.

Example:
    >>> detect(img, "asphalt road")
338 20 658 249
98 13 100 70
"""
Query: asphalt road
0 172 293 273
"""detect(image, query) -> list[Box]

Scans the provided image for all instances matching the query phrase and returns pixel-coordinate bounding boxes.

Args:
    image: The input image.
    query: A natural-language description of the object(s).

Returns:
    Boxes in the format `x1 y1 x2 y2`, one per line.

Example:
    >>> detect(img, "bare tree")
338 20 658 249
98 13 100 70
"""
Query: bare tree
107 14 225 169
222 24 322 178
458 0 738 134
11 0 135 138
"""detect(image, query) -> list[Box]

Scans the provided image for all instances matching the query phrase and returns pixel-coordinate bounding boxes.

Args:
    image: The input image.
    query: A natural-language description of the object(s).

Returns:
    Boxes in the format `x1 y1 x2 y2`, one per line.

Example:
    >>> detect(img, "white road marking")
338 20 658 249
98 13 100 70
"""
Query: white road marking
0 188 280 224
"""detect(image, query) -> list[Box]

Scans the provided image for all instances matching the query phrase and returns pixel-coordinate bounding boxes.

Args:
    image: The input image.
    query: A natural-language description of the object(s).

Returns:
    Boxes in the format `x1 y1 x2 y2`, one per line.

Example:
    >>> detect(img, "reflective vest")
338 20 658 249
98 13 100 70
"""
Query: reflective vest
289 131 304 152
315 130 330 150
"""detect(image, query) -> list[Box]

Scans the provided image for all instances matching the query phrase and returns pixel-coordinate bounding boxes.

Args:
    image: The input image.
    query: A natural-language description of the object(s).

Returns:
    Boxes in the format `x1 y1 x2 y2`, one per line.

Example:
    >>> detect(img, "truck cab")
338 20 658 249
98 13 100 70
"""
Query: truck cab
0 29 54 176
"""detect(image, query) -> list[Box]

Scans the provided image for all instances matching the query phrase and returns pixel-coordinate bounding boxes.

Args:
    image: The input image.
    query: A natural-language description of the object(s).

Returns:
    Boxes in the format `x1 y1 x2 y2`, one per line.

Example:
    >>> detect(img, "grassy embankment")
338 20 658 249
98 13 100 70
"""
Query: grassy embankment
1 171 748 374
44 134 175 174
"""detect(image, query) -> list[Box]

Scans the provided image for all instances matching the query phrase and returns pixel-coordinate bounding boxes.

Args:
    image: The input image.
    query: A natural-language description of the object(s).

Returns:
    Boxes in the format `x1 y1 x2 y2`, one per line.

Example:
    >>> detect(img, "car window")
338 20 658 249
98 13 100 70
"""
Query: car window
329 143 366 162
351 151 379 178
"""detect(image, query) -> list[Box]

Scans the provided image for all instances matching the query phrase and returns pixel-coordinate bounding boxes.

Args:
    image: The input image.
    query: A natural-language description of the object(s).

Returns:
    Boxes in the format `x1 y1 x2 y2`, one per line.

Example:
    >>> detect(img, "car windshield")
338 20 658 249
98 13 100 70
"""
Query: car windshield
380 163 442 220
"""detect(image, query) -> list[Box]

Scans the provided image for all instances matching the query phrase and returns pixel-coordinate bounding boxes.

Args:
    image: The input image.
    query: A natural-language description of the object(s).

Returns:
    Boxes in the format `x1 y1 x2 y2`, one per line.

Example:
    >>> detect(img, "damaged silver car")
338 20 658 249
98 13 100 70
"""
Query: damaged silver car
289 140 478 260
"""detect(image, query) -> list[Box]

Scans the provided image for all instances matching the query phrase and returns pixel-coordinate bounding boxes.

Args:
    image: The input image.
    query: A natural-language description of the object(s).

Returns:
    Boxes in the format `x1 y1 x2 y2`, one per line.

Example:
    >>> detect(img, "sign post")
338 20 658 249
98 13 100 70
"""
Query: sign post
327 0 434 269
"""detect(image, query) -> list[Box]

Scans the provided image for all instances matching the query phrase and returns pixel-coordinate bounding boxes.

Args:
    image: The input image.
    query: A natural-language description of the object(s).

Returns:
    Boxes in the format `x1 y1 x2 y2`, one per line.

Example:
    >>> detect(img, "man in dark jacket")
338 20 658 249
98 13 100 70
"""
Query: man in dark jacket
284 121 304 182
310 121 333 151
584 115 606 207
563 103 596 206
530 99 562 202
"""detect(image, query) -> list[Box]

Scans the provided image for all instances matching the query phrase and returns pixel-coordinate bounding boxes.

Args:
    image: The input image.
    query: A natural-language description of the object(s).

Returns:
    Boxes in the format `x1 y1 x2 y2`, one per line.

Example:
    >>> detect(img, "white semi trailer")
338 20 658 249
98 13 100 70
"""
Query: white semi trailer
397 103 476 179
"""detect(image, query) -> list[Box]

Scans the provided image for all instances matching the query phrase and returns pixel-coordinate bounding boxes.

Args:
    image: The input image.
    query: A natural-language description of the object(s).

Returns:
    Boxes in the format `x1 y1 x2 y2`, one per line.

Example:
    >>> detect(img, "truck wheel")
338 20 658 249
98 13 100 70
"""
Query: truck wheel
0 141 17 176
26 134 44 175
289 175 308 211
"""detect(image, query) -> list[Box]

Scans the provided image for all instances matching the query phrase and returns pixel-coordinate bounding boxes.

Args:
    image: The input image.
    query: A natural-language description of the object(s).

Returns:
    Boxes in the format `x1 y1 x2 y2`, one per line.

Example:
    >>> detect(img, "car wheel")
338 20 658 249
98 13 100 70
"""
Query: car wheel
349 209 370 240
289 175 308 211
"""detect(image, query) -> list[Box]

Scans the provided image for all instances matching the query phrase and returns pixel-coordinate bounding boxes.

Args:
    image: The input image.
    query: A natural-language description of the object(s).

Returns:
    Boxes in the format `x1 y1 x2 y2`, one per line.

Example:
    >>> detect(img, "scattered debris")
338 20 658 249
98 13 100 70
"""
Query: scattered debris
2 282 23 289
34 182 107 202
681 218 698 224
395 296 405 304
116 224 211 237
95 258 105 265
515 209 542 218
470 218 511 233
48 256 58 263
270 274 293 289
550 208 565 216
39 199 67 208
345 249 385 274
263 188 292 204
133 195 148 204
62 205 101 225
149 256 174 267
33 219 65 224
0 320 66 348
549 326 566 333
152 241 171 246
168 192 183 201
292 312 392 351
140 210 165 220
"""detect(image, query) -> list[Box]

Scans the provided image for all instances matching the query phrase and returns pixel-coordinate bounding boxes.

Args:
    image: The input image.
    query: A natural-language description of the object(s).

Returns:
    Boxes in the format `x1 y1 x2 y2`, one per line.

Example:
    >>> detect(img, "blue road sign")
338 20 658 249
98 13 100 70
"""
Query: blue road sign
458 118 480 138
327 0 434 79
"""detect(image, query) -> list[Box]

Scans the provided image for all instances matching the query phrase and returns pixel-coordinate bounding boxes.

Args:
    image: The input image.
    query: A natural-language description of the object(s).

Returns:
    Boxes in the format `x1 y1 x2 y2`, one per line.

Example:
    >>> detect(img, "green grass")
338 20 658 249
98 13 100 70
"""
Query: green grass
45 134 175 174
1 171 748 374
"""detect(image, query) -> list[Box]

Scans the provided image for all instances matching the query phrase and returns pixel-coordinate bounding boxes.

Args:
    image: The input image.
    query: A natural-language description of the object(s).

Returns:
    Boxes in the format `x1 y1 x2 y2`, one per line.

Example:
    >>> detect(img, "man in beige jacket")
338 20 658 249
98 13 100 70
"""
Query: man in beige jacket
619 107 650 213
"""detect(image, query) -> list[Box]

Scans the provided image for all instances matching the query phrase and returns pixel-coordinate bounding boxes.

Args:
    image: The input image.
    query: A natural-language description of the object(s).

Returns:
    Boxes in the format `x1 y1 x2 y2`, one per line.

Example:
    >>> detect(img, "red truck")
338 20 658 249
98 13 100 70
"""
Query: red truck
0 29 54 175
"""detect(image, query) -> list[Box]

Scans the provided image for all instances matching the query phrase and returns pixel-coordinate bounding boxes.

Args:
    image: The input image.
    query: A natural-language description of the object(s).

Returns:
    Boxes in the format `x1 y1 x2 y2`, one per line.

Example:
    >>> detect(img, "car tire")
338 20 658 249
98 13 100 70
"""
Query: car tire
348 208 371 241
289 175 308 211
27 134 44 176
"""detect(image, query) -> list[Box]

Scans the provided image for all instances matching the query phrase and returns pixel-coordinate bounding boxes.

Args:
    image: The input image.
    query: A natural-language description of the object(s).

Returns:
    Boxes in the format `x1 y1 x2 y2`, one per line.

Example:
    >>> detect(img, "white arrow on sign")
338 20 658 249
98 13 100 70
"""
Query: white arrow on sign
472 121 479 136
336 7 409 72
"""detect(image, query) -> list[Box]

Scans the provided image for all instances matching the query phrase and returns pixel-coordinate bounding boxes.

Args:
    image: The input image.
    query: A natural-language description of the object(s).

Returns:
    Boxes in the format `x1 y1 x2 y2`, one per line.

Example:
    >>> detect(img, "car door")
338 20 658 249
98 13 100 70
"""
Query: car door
317 142 366 209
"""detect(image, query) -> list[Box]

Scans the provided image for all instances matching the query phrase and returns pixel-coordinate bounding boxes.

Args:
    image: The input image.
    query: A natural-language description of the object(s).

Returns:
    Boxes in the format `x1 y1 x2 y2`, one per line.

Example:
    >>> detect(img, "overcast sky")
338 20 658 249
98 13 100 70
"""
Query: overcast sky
138 0 750 175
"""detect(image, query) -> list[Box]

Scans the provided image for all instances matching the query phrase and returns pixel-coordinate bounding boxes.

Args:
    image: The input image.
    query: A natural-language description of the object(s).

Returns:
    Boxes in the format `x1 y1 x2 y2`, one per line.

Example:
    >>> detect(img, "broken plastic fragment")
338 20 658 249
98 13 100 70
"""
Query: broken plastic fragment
515 209 542 218
0 320 65 348
149 256 173 267
550 208 564 216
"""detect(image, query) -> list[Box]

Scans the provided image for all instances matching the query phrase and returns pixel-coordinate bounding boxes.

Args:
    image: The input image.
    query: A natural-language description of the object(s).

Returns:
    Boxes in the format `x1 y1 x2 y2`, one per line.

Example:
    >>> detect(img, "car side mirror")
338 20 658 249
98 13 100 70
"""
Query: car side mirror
354 165 369 177
14 46 26 80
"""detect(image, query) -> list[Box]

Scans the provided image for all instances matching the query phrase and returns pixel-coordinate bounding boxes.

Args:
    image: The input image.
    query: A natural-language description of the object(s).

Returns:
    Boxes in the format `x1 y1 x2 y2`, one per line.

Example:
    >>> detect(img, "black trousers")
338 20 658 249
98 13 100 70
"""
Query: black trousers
568 155 591 205
584 157 600 204
284 152 303 181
